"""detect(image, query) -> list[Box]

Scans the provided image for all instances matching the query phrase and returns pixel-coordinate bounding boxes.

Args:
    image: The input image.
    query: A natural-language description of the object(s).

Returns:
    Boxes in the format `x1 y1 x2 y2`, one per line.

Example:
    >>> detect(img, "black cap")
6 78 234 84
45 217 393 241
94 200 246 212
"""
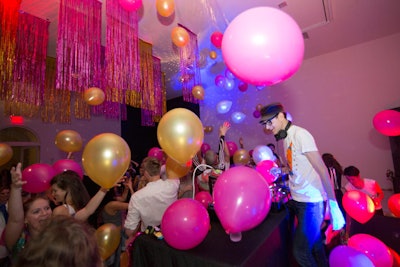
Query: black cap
259 102 284 123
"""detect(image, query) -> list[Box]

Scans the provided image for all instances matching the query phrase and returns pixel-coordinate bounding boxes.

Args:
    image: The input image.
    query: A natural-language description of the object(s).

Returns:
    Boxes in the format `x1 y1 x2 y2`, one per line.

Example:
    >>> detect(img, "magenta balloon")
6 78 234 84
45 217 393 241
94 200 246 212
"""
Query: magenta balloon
201 143 211 154
329 245 375 267
162 198 210 250
226 141 238 157
147 147 164 162
342 190 375 224
119 0 142 11
195 191 213 209
348 234 393 267
372 110 400 136
213 166 271 234
238 81 248 92
255 160 278 184
253 110 261 118
222 7 304 86
210 31 223 48
22 163 56 193
53 159 83 179
215 74 225 87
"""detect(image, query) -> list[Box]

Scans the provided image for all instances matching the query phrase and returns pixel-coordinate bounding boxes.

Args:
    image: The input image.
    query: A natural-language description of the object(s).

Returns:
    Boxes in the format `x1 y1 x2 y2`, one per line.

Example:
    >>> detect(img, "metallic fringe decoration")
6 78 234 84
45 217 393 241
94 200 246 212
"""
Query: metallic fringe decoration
178 24 200 104
56 0 102 93
151 56 165 123
105 0 139 106
139 40 155 126
0 0 21 100
12 13 49 107
41 57 72 123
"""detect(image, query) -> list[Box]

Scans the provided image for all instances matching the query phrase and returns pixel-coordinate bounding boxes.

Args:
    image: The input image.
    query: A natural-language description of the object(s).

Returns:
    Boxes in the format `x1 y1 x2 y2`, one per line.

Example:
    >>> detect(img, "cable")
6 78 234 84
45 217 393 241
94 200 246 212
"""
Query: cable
191 163 213 199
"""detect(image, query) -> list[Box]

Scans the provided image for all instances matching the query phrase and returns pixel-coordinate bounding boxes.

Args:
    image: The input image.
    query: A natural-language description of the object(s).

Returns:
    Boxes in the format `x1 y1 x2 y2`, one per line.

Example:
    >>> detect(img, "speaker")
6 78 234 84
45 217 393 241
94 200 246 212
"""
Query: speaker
274 121 292 141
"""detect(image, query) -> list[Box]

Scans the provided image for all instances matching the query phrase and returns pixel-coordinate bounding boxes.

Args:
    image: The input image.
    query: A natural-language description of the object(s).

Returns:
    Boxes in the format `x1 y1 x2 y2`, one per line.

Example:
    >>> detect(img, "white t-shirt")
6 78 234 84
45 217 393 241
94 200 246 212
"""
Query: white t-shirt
284 125 326 202
124 178 179 231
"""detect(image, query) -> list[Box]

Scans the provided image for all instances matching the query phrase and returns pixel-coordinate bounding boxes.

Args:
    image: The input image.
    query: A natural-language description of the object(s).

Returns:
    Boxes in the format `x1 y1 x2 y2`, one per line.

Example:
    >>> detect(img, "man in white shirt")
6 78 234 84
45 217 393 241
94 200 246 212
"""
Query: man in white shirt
124 157 179 242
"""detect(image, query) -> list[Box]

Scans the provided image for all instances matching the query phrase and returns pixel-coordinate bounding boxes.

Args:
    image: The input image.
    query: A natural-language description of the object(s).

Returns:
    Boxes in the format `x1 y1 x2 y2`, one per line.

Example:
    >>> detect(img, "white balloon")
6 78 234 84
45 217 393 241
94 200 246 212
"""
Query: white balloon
216 100 232 114
252 145 274 165
231 112 246 123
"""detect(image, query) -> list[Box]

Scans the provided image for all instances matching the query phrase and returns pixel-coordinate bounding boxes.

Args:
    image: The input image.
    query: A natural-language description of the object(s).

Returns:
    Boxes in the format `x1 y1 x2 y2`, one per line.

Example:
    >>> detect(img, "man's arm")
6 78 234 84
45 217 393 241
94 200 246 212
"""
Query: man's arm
305 151 345 230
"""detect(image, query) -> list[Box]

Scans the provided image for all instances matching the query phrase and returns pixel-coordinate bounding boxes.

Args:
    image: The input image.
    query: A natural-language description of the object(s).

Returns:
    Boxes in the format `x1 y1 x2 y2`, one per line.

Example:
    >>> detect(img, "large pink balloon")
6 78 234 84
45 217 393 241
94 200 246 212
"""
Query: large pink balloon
348 233 393 267
222 7 304 86
53 159 83 179
22 163 56 193
161 198 210 250
255 160 278 184
342 190 375 224
213 166 271 234
195 191 213 209
329 245 375 267
372 110 400 136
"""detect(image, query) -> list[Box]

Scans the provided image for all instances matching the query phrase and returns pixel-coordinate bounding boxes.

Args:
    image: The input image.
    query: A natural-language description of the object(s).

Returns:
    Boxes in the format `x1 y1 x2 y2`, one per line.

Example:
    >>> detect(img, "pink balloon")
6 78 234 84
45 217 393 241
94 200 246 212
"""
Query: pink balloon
329 245 375 267
22 163 56 193
348 234 393 267
213 166 271 234
119 0 142 11
372 110 400 136
210 31 223 48
222 7 304 86
255 160 278 184
226 141 238 157
161 198 210 250
215 74 225 87
253 110 261 118
238 81 248 92
342 190 375 224
388 193 400 217
147 147 164 162
53 159 83 179
195 191 213 209
201 143 211 154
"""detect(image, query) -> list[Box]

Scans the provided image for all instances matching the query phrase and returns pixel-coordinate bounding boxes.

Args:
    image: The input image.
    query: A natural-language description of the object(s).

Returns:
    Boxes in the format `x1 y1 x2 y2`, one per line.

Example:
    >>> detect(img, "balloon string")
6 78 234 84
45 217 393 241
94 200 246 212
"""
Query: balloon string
192 164 213 199
67 152 72 159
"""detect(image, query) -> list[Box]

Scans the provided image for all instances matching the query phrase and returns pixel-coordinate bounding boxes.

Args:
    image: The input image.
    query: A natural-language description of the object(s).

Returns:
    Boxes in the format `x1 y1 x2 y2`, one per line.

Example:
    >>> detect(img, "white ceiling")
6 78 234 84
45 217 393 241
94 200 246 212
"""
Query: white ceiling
19 0 400 99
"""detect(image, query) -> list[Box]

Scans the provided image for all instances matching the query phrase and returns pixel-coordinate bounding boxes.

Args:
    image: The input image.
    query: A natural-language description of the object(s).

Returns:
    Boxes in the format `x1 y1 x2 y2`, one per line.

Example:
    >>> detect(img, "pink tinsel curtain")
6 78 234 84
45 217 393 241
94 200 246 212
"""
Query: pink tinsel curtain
178 24 200 104
0 0 21 100
140 40 155 126
56 0 102 93
105 0 140 106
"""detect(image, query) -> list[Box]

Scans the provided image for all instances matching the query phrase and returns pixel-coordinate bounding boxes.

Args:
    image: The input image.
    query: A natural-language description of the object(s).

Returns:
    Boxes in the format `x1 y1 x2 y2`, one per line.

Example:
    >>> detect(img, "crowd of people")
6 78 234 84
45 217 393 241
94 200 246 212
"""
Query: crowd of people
0 102 387 267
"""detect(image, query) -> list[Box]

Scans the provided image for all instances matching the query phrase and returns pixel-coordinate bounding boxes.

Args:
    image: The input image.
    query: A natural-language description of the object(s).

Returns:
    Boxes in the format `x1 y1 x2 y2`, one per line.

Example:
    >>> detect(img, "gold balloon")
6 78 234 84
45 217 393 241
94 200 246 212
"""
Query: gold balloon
165 157 190 179
156 0 175 17
0 143 13 166
55 130 83 153
256 104 263 111
192 85 204 100
233 149 250 166
83 87 105 106
171 26 189 47
157 108 204 164
120 251 130 267
82 133 131 189
209 50 217 59
95 223 121 260
204 126 213 133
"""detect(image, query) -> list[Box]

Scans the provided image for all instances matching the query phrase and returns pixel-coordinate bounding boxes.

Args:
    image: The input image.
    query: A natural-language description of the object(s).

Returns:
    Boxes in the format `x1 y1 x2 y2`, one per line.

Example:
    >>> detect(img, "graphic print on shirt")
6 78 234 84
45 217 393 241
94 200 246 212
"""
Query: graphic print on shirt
286 142 293 173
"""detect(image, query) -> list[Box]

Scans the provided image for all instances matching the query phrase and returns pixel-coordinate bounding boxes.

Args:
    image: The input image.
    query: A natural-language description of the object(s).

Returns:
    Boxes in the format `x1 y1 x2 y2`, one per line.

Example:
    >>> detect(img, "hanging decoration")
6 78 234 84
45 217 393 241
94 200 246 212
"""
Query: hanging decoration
105 0 140 106
0 0 21 100
178 24 200 104
56 0 102 94
150 56 166 123
139 40 155 126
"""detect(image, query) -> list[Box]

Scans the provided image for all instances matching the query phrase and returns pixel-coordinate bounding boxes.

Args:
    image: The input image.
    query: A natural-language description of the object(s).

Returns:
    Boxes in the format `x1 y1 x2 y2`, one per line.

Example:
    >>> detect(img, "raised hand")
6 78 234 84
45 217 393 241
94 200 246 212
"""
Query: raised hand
10 162 26 189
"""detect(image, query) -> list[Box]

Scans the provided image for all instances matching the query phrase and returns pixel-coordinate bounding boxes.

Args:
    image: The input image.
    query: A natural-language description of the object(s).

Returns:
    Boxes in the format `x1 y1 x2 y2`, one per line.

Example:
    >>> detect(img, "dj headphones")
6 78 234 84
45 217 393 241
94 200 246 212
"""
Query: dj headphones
274 120 292 141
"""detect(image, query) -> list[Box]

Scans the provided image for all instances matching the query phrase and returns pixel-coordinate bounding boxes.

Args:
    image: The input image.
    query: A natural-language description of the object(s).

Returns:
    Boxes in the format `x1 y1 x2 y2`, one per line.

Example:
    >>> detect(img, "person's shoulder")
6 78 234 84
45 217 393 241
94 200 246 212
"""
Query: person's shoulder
53 205 69 216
